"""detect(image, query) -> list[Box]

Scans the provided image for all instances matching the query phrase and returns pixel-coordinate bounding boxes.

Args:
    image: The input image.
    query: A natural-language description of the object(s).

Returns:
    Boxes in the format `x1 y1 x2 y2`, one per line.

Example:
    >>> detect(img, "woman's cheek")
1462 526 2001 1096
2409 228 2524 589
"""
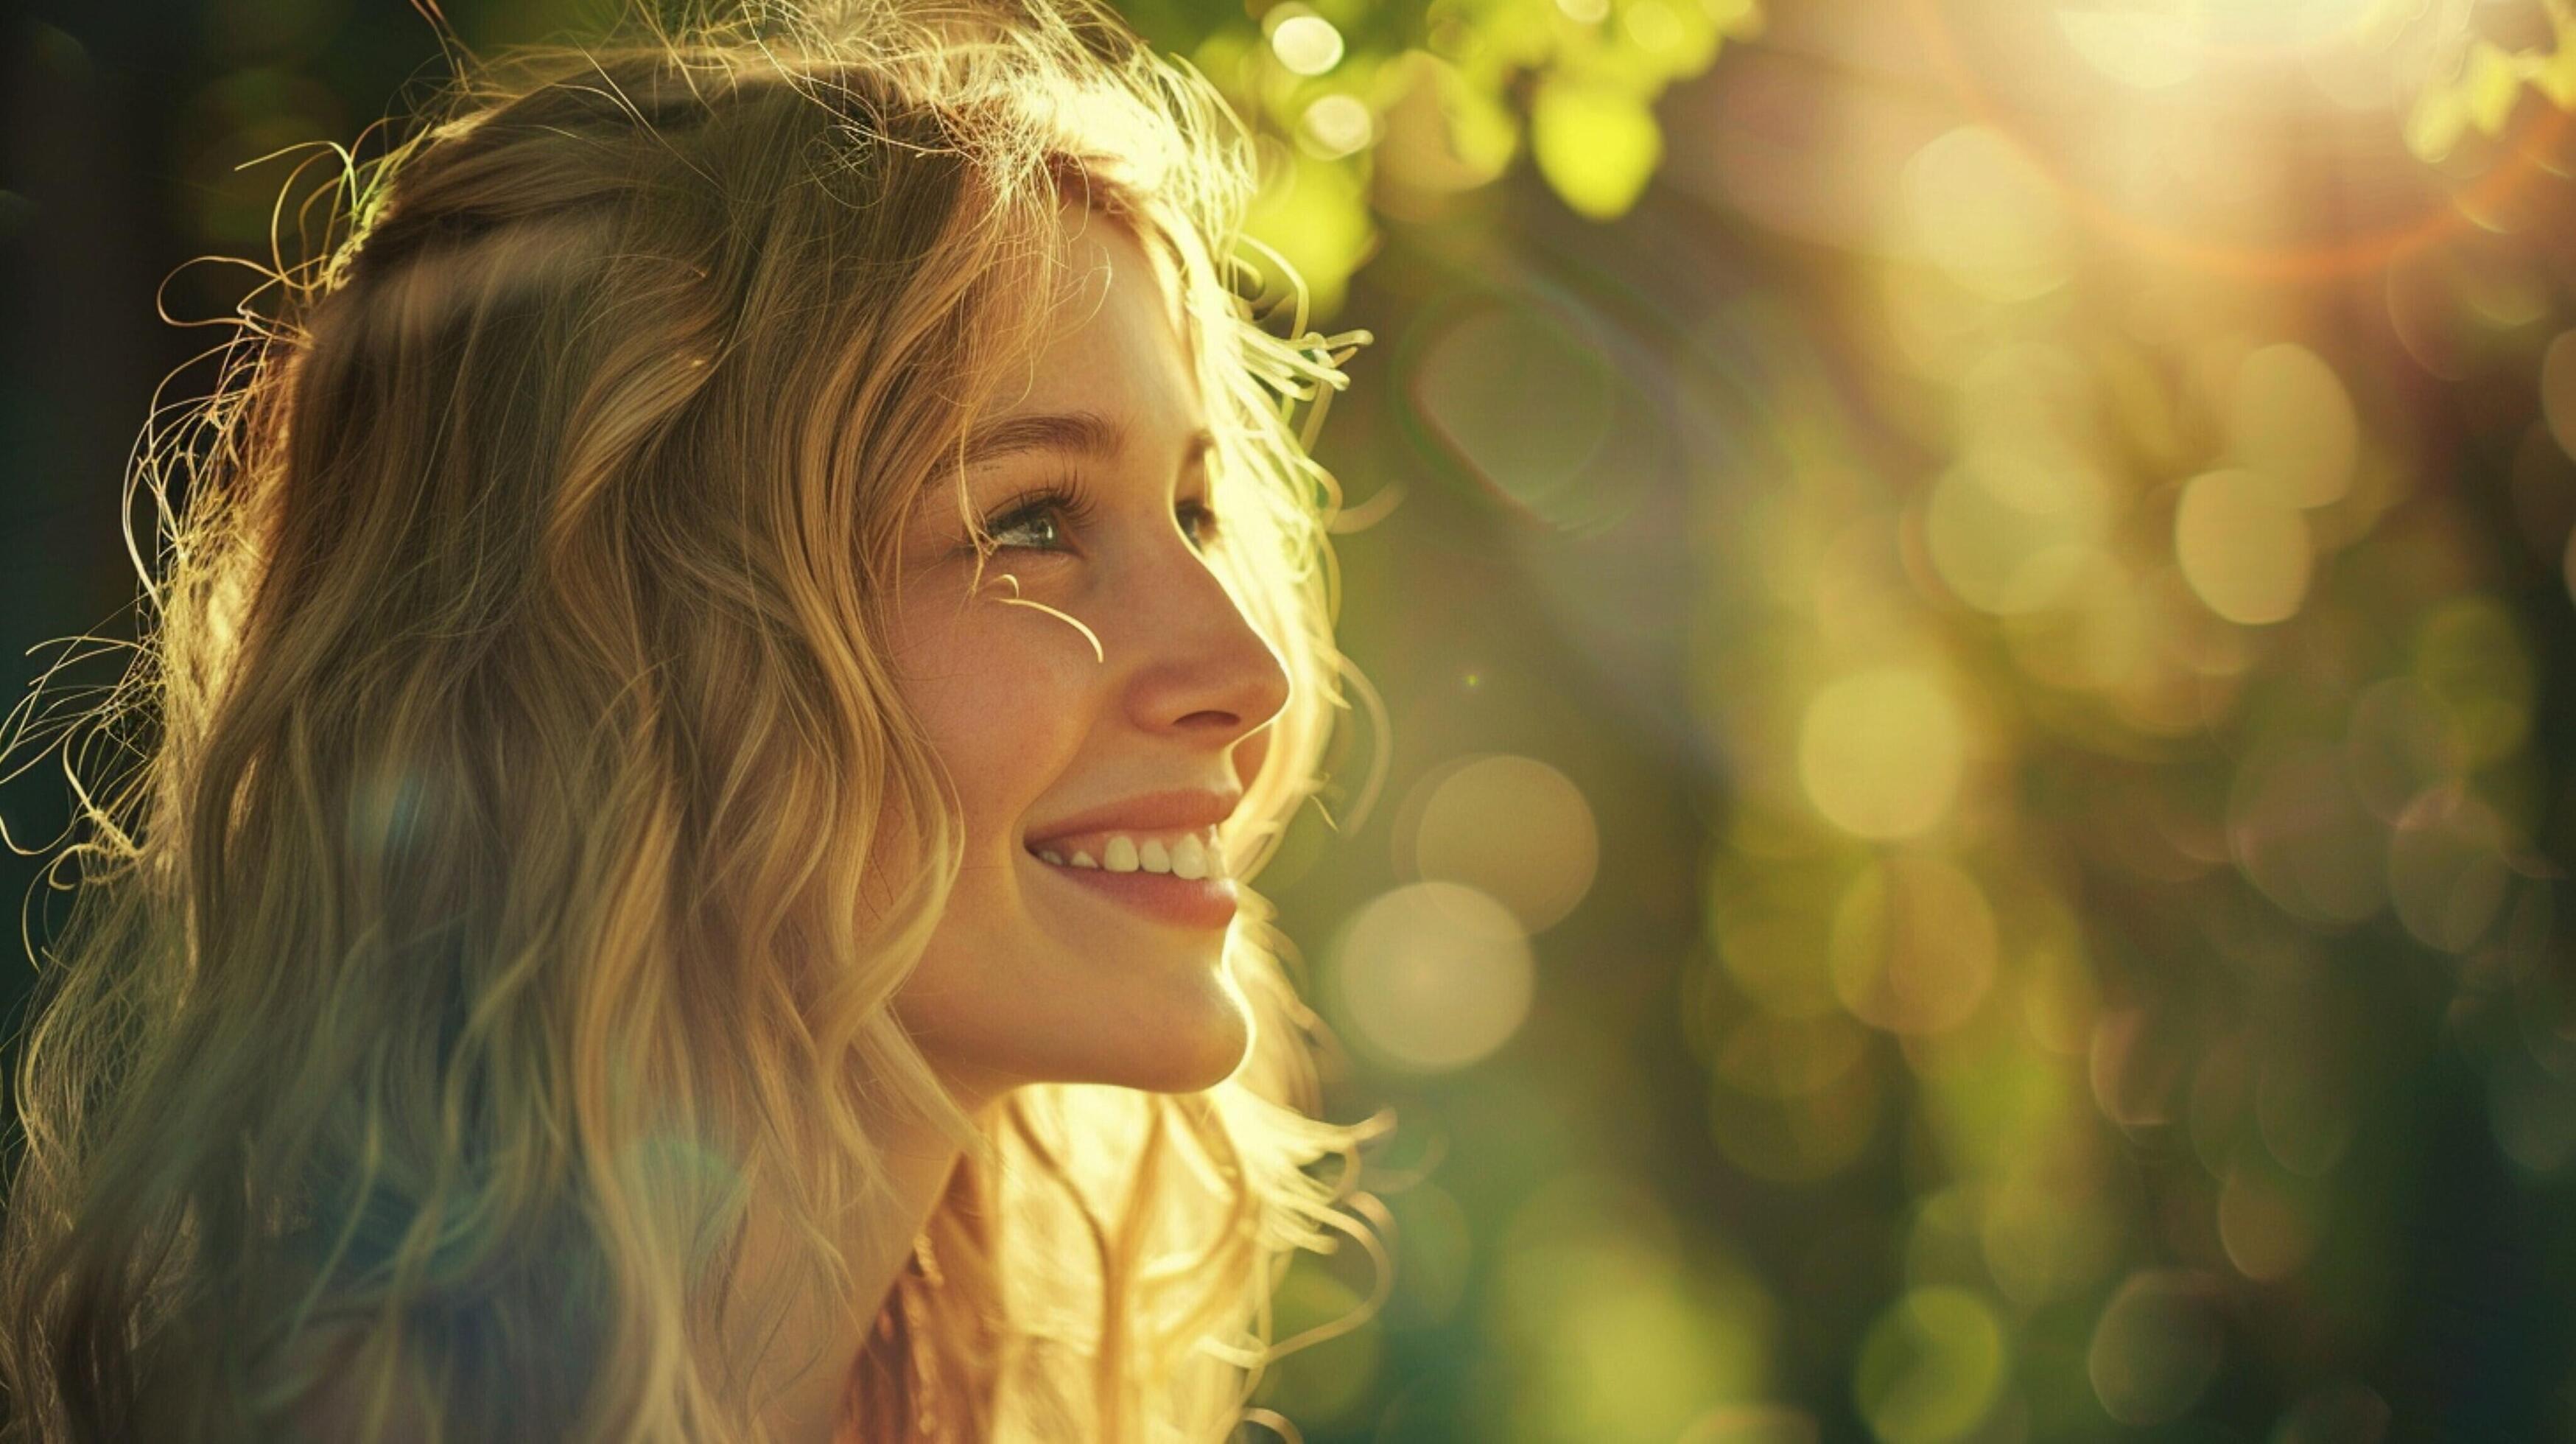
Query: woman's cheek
929 606 1100 788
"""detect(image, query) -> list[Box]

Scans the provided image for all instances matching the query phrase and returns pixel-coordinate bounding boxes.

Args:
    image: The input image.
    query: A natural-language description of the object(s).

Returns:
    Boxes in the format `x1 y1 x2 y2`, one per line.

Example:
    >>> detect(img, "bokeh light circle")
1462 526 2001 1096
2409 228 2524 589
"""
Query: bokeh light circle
1408 297 1621 532
2175 469 2313 624
2488 1048 2576 1176
1830 857 1998 1036
1899 125 2072 302
2055 9 2202 89
2228 343 2356 508
1328 882 1534 1073
2217 1166 2315 1282
2344 679 2465 822
2091 1008 2194 1130
2228 746 2386 925
1297 94 1373 159
1923 458 2102 614
1981 1179 2119 1306
1797 668 1967 839
1266 9 1344 75
2088 1270 2224 1426
1489 1173 1775 1440
2541 330 2576 461
2259 1045 2359 1180
2387 785 2513 954
2412 597 2533 767
1398 753 1599 933
1850 1286 2009 1444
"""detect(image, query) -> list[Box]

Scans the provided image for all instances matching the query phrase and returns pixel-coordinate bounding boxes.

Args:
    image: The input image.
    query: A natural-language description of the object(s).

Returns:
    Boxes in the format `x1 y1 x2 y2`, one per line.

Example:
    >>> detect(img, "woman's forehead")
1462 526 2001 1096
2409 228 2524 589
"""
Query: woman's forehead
1004 206 1201 419
899 200 1212 529
1041 200 1193 351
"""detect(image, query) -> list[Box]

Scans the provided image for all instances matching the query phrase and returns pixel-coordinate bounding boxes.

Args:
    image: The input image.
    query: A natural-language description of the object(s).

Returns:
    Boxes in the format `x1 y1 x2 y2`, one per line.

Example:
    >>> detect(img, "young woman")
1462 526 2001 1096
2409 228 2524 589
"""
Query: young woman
0 0 1386 1438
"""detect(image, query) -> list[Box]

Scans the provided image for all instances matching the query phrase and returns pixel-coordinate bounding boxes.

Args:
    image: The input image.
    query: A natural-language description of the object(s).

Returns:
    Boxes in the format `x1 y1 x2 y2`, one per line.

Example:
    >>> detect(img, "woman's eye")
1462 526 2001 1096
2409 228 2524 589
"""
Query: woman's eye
980 490 1219 555
980 483 1091 553
988 505 1067 552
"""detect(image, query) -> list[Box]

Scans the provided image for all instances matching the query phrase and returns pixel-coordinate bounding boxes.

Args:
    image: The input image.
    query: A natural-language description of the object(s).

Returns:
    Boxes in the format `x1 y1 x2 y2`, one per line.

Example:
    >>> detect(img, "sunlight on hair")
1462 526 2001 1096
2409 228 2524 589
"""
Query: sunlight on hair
982 570 1105 663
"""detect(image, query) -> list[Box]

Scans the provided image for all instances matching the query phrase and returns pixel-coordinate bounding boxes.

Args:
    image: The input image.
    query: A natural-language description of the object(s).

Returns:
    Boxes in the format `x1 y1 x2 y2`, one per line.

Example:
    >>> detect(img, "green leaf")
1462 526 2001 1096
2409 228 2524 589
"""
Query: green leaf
1531 77 1663 220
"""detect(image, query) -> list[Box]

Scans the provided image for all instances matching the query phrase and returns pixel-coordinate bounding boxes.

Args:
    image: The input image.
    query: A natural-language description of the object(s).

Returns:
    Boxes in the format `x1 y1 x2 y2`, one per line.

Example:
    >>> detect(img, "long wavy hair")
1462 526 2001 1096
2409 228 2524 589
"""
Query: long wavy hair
0 1 1389 1439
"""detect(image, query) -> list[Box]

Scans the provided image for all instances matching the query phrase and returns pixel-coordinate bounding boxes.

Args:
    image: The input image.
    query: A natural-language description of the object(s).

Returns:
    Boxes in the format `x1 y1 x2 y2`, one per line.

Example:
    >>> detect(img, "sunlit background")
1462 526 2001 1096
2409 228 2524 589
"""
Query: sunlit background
7 0 2576 1440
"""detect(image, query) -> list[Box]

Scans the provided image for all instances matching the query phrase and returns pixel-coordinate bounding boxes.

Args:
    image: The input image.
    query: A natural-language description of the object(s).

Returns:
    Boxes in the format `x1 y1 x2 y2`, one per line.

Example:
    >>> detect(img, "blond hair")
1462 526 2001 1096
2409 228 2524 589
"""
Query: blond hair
0 1 1387 1438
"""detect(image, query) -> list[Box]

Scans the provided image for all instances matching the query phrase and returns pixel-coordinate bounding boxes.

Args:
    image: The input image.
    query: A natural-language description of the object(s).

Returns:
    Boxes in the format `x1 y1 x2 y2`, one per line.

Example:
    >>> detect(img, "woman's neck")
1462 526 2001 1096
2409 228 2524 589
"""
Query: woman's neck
743 1093 990 1444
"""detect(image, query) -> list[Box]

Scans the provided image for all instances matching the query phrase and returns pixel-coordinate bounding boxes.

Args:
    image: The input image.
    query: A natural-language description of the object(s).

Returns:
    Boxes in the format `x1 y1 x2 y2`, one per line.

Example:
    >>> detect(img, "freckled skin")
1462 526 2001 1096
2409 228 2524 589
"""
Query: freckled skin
884 208 1290 1101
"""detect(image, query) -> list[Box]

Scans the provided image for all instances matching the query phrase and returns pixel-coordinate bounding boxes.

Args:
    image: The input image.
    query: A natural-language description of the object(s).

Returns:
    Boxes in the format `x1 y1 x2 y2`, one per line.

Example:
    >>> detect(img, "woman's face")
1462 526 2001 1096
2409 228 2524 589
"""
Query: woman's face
884 208 1291 1104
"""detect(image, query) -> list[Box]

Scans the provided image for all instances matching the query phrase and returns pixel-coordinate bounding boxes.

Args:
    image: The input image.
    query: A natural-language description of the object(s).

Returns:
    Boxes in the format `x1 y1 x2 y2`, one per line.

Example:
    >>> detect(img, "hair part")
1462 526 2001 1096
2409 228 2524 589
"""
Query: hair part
0 2 1388 1439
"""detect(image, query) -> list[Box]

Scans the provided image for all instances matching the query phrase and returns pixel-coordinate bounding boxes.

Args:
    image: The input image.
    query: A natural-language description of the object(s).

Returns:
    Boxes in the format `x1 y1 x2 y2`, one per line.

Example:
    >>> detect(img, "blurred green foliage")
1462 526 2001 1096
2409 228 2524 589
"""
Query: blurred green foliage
1123 0 1761 315
1235 3 2576 1443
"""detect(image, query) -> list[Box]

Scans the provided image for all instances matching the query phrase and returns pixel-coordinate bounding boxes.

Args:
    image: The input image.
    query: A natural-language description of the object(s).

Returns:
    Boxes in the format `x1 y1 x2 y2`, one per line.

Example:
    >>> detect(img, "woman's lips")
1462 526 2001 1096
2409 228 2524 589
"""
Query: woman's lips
1025 850 1239 930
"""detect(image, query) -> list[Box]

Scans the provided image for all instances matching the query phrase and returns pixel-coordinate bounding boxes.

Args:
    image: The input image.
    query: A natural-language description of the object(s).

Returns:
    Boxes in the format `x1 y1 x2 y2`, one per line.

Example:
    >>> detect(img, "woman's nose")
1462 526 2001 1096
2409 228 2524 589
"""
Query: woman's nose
1120 551 1292 746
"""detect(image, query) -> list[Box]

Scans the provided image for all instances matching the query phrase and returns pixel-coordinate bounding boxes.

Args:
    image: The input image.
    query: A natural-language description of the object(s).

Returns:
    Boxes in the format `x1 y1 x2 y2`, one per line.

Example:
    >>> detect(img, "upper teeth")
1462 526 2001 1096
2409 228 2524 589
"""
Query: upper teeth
1032 831 1226 880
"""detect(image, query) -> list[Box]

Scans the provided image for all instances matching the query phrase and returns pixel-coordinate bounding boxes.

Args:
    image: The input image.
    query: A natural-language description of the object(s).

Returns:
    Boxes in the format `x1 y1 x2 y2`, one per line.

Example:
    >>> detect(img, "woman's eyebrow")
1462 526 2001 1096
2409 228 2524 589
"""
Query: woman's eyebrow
963 409 1216 470
965 410 1124 466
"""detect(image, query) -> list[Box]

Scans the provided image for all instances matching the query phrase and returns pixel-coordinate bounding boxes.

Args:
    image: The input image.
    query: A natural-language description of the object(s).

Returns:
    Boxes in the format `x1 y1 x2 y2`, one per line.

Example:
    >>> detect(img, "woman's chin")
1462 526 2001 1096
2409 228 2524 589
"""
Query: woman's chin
921 971 1254 1098
1137 1015 1254 1094
1086 971 1255 1094
1086 983 1253 1095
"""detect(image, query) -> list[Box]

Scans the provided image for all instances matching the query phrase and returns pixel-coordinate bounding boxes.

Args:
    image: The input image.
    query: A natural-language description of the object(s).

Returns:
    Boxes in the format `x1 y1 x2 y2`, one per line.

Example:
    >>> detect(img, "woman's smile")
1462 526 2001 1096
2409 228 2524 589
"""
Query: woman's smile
1022 849 1240 930
1017 785 1243 928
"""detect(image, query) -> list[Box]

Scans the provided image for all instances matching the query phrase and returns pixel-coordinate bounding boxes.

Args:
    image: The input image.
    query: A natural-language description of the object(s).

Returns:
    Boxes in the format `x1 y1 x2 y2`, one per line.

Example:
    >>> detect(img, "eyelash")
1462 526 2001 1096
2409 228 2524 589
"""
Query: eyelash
980 476 1221 554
